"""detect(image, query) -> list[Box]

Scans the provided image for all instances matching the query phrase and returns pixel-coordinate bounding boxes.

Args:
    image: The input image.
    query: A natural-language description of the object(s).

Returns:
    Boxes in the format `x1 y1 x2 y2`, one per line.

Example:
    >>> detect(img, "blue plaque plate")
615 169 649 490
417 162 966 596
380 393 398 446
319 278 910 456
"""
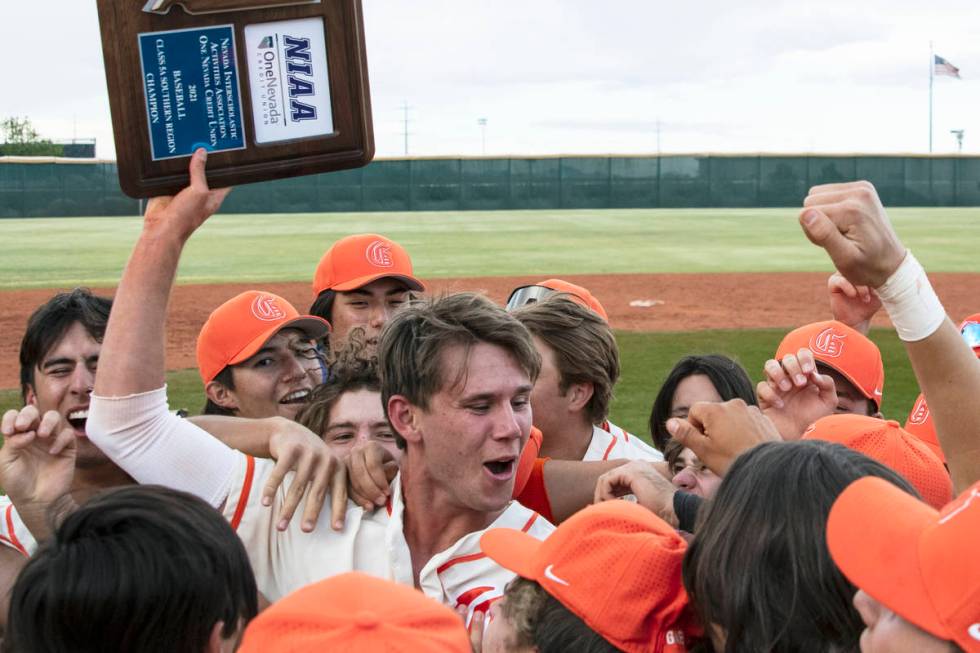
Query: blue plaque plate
138 25 247 161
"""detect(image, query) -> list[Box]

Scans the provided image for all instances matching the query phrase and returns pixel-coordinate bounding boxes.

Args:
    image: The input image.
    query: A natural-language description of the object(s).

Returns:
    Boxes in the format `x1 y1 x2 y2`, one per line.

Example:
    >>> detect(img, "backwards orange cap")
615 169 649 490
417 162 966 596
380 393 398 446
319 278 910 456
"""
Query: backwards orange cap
538 279 609 321
196 291 330 384
481 500 697 653
802 414 951 509
827 477 980 652
312 233 425 298
237 572 470 653
776 320 884 409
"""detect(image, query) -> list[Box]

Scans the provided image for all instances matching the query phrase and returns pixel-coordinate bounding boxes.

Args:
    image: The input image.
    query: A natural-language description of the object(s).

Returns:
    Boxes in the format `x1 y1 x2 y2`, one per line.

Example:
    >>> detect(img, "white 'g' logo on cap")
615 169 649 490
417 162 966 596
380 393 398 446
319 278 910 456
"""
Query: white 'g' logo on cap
366 240 394 268
968 623 980 641
251 295 286 322
909 395 930 425
810 328 846 358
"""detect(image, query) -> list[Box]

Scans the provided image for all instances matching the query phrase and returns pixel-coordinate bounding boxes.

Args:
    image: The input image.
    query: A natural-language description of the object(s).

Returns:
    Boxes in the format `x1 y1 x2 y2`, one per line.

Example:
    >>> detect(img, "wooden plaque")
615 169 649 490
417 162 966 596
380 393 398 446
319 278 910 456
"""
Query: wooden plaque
97 0 374 198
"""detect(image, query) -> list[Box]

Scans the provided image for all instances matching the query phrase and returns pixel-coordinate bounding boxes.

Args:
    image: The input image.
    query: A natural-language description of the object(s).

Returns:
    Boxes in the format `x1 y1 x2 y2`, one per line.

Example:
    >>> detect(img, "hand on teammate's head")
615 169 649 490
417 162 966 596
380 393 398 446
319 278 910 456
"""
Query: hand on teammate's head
799 181 906 289
593 460 678 528
757 349 838 441
666 399 781 476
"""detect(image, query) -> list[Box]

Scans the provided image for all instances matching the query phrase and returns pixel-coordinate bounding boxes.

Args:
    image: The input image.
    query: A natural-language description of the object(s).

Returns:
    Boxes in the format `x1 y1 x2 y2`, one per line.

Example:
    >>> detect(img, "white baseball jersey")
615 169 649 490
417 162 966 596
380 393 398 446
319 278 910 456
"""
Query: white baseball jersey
225 455 555 618
601 419 664 461
585 423 663 462
0 497 38 558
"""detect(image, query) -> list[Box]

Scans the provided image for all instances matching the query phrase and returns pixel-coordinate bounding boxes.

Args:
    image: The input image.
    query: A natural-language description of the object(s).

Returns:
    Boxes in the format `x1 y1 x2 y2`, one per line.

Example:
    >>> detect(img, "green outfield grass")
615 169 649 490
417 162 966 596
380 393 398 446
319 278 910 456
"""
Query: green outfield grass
0 207 977 289
0 328 921 445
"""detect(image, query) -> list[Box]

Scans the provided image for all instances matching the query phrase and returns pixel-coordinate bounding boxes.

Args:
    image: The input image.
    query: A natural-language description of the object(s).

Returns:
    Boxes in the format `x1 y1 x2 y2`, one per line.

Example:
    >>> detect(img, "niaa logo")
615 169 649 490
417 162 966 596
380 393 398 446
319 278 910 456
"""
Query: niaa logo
810 327 846 358
251 295 286 322
283 35 317 122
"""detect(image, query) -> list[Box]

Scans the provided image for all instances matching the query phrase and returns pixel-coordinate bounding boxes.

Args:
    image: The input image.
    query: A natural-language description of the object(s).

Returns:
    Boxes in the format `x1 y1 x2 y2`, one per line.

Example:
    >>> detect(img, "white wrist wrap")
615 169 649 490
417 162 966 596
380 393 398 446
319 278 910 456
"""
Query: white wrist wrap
875 251 946 342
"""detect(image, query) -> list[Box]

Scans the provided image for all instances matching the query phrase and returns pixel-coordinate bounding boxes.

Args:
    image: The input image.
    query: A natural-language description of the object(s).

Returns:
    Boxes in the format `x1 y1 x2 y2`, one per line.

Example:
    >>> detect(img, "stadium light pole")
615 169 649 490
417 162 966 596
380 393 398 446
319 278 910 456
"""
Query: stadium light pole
951 129 964 153
478 118 488 155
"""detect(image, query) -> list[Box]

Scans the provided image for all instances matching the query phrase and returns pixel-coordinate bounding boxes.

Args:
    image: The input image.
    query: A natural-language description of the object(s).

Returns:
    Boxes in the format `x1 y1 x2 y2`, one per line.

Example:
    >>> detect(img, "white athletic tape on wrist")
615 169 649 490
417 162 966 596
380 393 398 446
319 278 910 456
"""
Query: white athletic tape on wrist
875 251 946 342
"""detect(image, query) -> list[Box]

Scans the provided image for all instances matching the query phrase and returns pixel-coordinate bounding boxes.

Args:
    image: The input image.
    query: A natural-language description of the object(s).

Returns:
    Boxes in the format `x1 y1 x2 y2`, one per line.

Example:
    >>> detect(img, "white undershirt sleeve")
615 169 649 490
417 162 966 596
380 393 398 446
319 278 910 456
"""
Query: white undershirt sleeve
87 386 239 508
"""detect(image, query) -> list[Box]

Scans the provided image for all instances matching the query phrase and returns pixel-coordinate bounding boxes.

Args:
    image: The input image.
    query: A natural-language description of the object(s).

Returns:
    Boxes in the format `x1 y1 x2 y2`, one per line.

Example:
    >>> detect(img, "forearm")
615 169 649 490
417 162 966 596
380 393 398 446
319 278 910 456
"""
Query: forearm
88 387 239 507
902 320 980 492
189 415 282 458
0 545 27 635
544 459 625 523
875 253 980 492
13 495 78 546
94 230 184 397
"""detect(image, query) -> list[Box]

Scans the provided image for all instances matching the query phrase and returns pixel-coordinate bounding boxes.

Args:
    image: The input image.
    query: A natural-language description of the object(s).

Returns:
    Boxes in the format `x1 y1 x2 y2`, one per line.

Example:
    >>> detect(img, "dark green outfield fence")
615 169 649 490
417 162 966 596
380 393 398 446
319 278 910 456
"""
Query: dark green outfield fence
2 154 980 217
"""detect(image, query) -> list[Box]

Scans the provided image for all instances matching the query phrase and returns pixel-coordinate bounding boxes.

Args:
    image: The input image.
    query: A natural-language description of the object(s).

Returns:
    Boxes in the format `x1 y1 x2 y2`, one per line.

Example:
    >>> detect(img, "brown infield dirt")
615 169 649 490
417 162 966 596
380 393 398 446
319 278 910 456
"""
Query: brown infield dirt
2 271 980 389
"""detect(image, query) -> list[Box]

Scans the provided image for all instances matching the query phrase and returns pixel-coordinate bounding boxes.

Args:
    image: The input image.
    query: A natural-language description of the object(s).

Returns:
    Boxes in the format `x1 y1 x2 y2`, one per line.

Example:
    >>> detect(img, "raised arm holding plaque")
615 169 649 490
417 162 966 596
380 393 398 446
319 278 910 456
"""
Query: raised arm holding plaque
97 0 373 198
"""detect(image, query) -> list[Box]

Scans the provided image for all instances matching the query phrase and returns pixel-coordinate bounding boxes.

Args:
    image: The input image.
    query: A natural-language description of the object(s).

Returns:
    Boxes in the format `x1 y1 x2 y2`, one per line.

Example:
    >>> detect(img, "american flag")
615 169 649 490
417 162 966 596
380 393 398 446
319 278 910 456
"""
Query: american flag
935 55 961 79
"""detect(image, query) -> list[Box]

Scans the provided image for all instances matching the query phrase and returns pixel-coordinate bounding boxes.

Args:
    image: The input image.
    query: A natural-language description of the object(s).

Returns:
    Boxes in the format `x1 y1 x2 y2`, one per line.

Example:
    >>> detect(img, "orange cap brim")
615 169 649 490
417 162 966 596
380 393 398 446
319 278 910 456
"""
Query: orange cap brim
818 361 879 407
827 477 947 639
226 317 331 368
479 528 544 581
329 273 426 293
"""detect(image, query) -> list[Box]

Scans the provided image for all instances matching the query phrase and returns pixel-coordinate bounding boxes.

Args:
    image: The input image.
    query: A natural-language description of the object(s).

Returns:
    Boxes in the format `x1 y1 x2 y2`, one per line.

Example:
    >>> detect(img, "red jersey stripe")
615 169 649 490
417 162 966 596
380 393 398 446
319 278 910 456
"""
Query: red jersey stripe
230 455 255 531
601 436 618 461
4 505 28 557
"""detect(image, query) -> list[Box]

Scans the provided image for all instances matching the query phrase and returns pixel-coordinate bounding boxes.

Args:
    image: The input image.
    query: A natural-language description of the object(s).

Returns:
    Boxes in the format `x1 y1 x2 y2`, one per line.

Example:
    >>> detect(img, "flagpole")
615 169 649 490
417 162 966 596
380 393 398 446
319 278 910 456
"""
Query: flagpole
929 41 934 153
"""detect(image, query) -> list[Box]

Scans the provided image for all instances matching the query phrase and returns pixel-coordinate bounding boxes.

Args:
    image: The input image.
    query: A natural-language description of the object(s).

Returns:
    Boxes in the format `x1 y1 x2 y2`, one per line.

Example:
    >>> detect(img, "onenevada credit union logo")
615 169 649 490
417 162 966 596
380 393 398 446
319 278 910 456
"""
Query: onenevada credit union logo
244 18 335 144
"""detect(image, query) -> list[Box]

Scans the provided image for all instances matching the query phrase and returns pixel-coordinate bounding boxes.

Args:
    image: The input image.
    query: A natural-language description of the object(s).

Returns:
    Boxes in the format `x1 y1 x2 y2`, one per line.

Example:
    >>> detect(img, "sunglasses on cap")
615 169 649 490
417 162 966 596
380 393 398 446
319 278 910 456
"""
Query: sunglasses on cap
506 285 556 311
962 321 980 349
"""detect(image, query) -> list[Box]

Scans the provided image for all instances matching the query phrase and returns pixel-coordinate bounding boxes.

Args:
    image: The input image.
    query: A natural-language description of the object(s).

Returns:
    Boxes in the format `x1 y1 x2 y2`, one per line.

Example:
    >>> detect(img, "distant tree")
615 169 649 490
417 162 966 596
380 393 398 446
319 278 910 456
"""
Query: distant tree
0 117 64 156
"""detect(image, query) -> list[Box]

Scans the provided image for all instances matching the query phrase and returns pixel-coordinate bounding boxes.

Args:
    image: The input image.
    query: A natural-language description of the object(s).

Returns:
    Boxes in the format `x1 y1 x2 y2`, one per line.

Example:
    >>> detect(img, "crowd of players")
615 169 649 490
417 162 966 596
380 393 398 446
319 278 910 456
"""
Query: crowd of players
0 148 978 652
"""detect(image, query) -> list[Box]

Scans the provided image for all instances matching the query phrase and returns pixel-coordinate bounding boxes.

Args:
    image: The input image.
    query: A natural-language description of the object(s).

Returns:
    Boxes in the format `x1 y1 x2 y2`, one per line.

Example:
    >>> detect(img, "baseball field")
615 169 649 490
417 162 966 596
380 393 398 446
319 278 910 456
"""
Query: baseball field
2 206 979 437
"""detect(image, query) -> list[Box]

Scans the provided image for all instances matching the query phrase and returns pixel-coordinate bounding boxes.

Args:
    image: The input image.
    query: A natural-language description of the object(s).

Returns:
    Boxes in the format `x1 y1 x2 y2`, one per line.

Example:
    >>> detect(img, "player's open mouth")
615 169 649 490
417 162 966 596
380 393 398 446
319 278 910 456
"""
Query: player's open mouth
67 409 89 434
483 457 516 480
279 389 311 405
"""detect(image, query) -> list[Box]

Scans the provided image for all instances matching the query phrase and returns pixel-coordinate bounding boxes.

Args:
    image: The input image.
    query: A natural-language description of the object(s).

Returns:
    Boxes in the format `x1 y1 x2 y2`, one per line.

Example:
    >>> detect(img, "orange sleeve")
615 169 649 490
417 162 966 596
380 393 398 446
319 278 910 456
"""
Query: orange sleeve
515 457 554 524
512 427 542 498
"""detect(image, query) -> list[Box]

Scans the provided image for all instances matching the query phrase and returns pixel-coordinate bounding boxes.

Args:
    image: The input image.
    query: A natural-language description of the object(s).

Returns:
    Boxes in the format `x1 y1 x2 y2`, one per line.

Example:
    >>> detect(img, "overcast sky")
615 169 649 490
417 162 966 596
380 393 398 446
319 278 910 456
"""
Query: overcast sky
3 0 980 159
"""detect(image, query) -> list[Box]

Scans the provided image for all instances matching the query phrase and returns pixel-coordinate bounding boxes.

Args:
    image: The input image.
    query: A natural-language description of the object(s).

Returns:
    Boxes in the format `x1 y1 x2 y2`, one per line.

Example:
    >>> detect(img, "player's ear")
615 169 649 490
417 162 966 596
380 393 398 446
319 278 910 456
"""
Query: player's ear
205 621 225 653
566 381 594 413
23 383 38 407
205 380 239 411
387 395 421 445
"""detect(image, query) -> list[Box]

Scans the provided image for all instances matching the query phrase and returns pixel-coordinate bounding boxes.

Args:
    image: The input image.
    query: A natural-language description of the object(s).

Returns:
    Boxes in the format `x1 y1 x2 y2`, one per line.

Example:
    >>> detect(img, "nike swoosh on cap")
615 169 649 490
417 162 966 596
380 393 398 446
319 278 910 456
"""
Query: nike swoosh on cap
968 623 980 641
544 564 570 587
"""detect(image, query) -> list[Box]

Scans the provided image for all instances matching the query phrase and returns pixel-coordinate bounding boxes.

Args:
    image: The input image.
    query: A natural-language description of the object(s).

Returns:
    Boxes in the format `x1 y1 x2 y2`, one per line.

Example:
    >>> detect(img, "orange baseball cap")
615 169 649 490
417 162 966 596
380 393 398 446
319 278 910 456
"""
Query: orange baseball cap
480 500 698 653
538 279 609 321
196 291 330 384
802 414 951 509
237 572 471 652
506 279 609 321
827 477 980 652
312 233 425 298
905 393 944 463
776 320 884 409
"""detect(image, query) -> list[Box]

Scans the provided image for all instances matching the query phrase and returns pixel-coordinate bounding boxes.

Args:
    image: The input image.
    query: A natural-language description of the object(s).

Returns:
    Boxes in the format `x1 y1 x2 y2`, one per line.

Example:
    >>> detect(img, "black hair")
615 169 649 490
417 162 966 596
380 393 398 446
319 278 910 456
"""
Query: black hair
4 485 258 653
309 289 336 324
648 354 757 451
19 288 112 402
682 440 919 653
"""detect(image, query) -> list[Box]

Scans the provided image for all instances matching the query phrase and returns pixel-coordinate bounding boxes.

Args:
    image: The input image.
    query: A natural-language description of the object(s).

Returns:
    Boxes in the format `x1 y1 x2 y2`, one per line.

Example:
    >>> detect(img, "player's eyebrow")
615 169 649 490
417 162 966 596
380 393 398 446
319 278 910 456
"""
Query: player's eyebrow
40 357 76 370
327 421 357 430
